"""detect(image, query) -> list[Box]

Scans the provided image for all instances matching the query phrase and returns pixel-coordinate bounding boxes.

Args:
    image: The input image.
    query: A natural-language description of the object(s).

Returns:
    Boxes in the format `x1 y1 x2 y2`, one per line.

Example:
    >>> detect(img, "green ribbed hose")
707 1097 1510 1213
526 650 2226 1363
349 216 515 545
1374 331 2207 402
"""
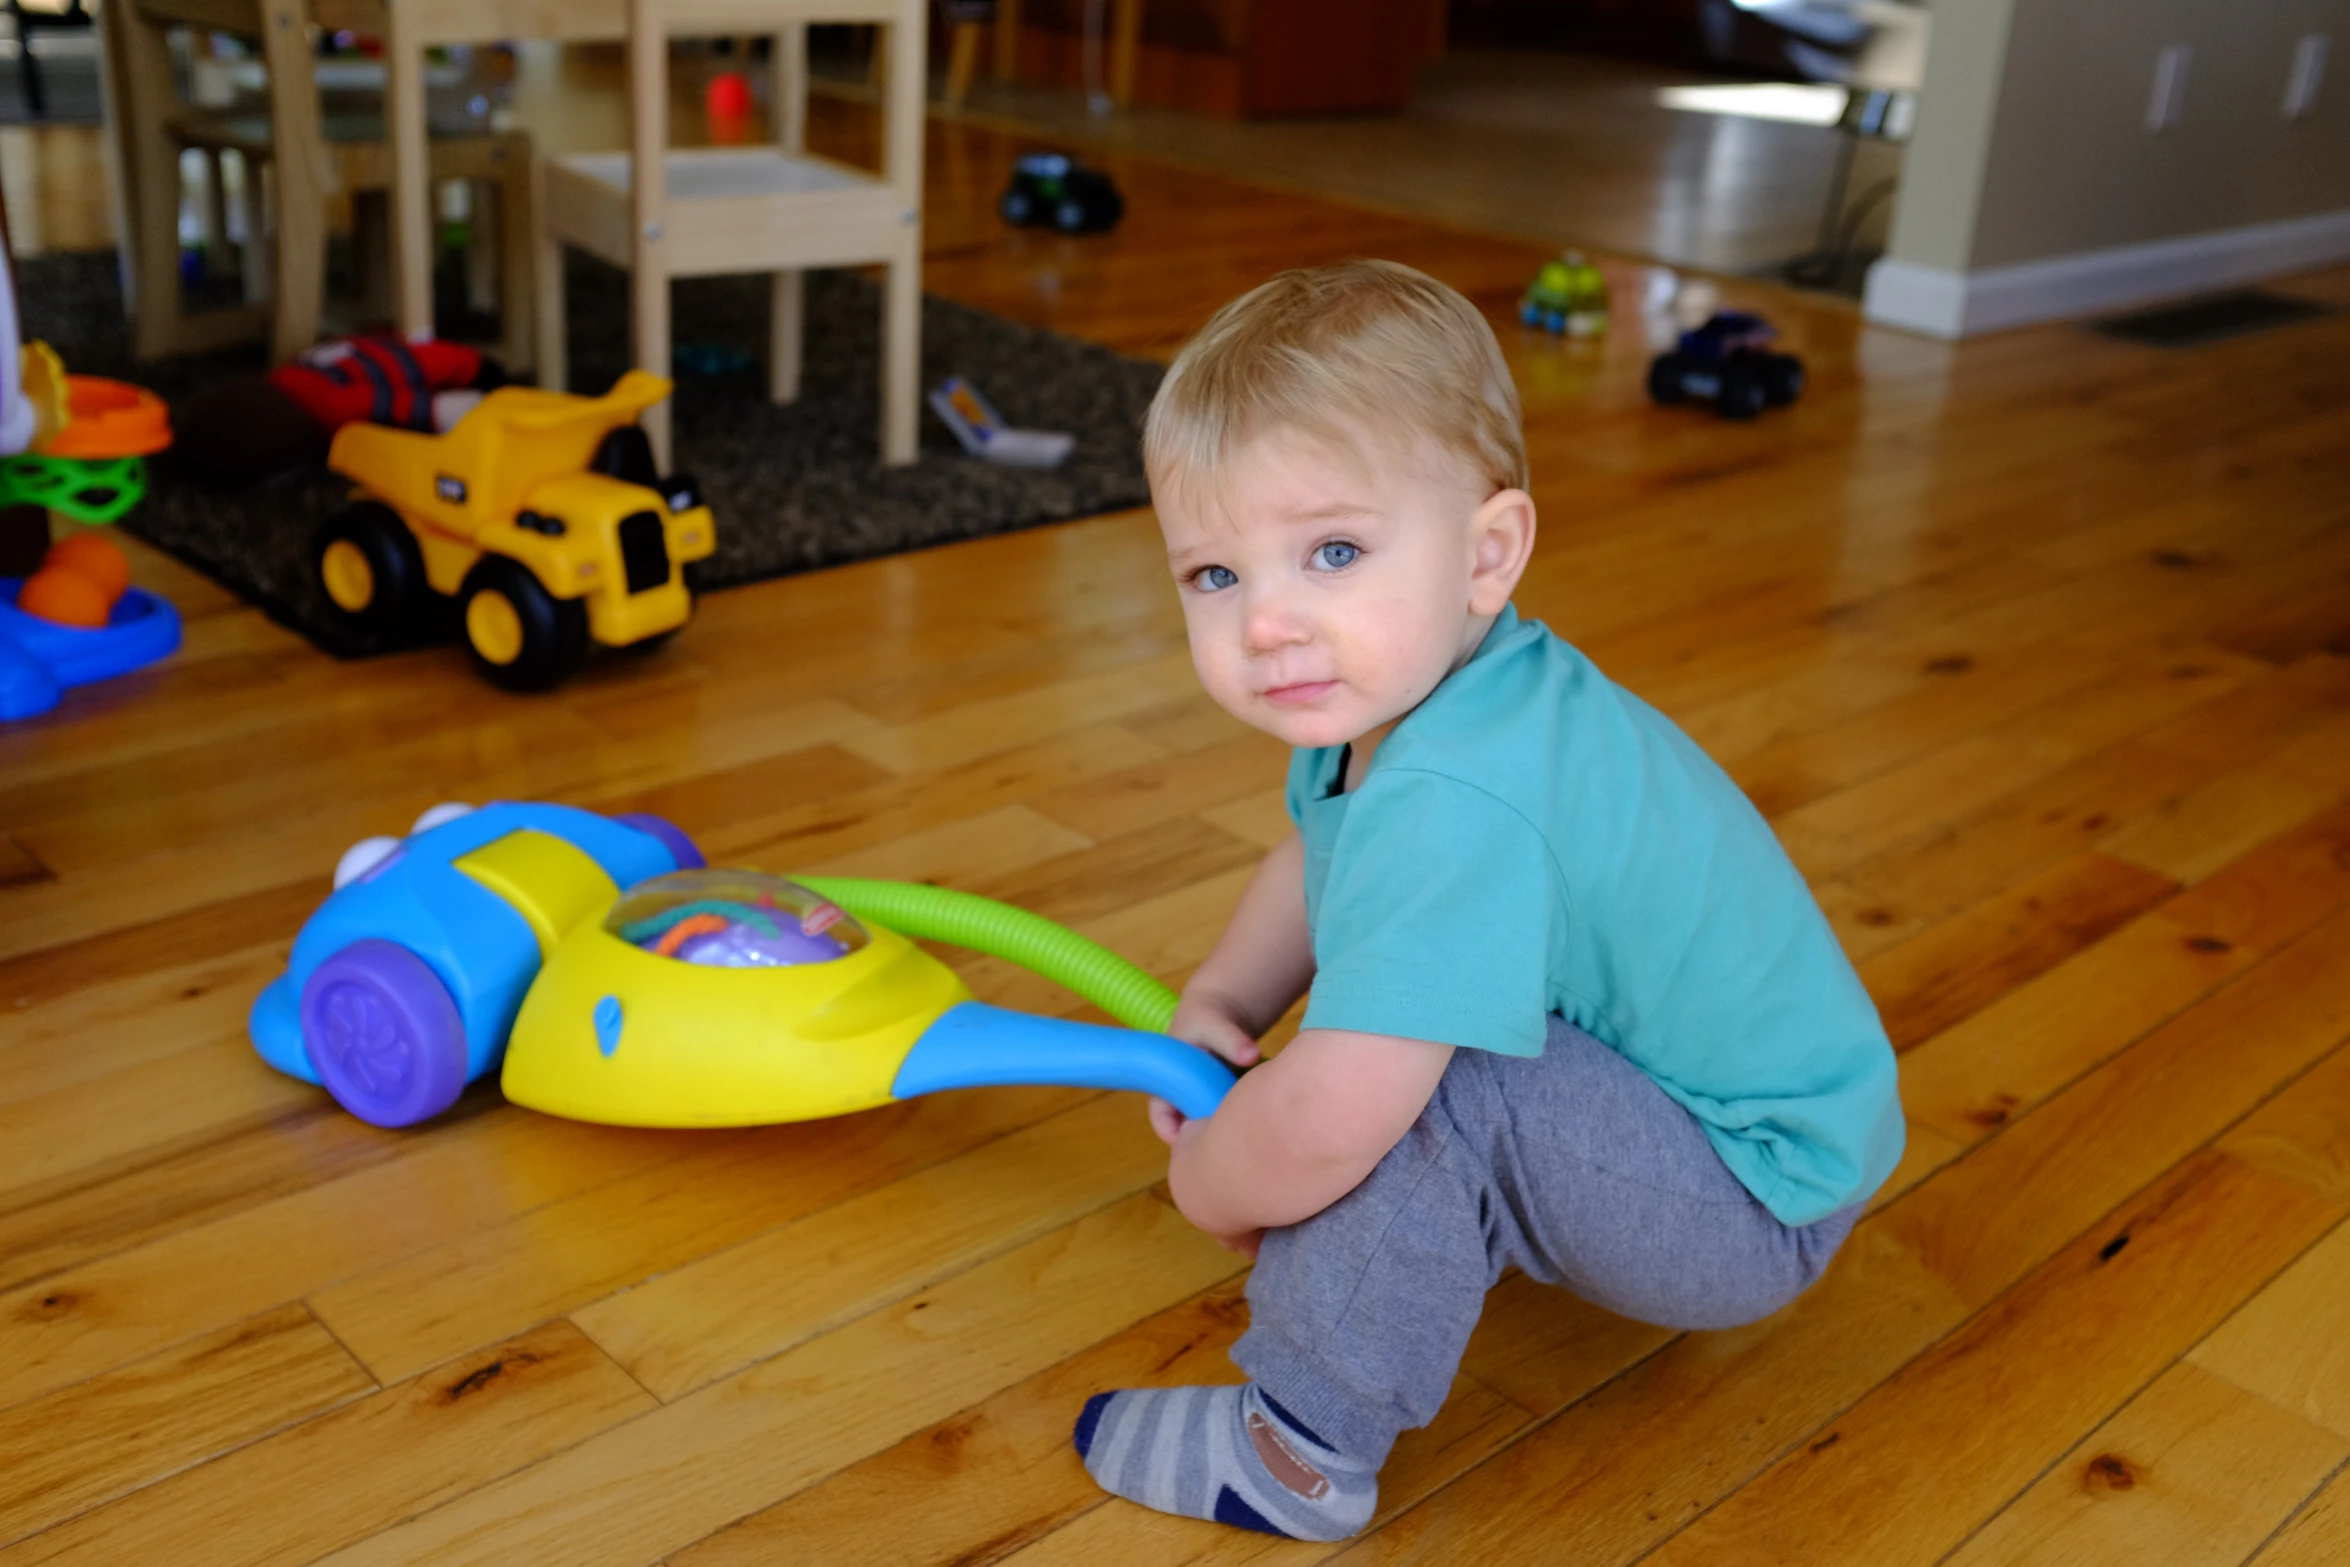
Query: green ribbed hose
793 876 1178 1033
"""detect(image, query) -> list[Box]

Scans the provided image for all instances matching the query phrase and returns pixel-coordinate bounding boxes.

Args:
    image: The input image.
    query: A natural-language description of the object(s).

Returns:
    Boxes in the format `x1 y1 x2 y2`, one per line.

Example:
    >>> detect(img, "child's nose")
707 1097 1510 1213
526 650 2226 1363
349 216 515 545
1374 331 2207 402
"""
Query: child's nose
1242 592 1310 654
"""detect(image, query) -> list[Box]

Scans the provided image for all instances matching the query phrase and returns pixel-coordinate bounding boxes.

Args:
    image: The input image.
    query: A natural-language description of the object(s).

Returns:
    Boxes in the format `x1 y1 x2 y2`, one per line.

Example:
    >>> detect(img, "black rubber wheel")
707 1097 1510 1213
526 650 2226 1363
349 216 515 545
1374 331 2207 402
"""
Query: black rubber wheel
457 556 589 692
999 189 1033 226
312 500 426 639
1716 361 1768 421
1761 353 1806 406
1054 199 1088 233
1647 353 1690 406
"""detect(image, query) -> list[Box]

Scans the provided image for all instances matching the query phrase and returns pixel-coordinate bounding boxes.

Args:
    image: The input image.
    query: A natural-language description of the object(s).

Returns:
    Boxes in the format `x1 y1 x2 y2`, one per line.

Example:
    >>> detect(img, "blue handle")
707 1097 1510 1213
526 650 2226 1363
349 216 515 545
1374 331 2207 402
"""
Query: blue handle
892 1001 1236 1119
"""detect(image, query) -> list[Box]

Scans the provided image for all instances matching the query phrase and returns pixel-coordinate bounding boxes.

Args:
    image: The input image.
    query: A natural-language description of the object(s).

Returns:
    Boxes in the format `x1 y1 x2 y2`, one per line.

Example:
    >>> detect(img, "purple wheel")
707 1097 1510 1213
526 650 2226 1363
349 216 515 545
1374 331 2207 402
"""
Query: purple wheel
614 811 705 871
299 940 469 1128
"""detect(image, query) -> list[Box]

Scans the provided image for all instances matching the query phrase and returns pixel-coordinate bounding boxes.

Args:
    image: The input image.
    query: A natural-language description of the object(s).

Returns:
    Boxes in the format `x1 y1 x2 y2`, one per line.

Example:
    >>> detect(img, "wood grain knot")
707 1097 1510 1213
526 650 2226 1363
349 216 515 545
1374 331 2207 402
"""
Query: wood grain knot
2085 1452 2138 1490
439 1350 541 1404
22 1290 80 1321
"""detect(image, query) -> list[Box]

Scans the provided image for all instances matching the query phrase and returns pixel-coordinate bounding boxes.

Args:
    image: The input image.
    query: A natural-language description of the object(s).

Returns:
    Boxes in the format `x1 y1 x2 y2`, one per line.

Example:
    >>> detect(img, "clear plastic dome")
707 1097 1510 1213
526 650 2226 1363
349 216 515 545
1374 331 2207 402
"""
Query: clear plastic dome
607 870 864 969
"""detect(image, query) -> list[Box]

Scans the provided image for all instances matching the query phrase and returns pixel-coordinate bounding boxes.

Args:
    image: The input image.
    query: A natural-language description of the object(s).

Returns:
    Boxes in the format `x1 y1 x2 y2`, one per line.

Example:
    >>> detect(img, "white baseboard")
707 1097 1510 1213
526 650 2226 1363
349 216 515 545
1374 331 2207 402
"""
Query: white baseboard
1863 209 2350 338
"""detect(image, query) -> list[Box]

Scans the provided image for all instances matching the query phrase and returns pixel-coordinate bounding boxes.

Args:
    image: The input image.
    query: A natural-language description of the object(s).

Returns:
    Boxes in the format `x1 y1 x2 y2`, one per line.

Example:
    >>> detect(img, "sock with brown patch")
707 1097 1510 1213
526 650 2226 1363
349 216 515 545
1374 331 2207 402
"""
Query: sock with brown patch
1071 1382 1378 1541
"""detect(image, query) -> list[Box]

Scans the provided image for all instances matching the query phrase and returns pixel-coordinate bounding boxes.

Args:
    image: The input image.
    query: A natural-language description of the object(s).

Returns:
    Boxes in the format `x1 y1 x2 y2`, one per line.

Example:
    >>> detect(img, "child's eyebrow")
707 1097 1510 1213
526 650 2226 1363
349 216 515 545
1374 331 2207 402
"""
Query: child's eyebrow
1283 501 1382 523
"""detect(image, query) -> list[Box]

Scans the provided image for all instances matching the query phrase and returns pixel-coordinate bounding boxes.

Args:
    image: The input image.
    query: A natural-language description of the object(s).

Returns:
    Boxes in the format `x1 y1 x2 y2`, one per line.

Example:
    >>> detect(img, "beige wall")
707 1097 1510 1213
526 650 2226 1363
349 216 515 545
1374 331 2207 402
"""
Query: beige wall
1888 0 2350 273
1880 0 2019 273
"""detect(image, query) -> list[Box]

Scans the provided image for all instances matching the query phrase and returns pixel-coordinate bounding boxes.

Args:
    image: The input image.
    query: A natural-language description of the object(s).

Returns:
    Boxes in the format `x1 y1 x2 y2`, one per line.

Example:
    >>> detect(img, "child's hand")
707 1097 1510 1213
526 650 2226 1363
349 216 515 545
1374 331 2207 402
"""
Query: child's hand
1148 1094 1190 1147
1168 988 1264 1070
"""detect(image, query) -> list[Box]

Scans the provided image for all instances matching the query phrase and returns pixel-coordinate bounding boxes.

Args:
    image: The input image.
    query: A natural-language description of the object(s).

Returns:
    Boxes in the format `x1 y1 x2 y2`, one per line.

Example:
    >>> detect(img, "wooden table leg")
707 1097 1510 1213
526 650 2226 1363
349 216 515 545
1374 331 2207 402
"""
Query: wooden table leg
387 15 434 341
994 0 1020 81
944 20 979 106
1110 0 1140 107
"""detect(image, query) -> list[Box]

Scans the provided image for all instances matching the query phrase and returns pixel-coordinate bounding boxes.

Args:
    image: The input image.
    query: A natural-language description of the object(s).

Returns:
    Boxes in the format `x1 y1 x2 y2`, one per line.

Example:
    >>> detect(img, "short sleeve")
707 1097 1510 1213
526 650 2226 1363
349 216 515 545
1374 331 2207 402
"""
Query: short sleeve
1299 770 1556 1057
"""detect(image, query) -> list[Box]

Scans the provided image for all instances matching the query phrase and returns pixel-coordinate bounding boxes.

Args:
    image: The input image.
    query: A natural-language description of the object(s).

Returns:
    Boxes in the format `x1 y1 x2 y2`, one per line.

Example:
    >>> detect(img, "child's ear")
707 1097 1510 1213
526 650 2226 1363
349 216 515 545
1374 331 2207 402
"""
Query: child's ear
1467 489 1537 614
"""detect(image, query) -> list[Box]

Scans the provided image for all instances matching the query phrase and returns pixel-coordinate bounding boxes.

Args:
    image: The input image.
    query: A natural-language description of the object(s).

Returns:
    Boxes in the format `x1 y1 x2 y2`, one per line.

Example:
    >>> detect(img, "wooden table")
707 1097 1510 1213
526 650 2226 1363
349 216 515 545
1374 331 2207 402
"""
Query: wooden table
304 1 610 344
316 0 908 346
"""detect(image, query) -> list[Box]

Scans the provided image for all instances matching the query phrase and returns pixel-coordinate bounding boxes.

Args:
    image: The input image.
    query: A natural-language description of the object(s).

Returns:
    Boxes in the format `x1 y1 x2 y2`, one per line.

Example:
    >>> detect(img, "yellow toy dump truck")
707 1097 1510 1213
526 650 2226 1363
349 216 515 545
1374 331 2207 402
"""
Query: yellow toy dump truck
312 370 716 691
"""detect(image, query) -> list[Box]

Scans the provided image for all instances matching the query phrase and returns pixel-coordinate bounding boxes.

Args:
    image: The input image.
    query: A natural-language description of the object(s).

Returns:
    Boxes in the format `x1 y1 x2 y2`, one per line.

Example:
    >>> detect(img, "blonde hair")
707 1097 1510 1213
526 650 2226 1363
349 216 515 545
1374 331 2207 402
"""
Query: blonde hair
1145 259 1527 507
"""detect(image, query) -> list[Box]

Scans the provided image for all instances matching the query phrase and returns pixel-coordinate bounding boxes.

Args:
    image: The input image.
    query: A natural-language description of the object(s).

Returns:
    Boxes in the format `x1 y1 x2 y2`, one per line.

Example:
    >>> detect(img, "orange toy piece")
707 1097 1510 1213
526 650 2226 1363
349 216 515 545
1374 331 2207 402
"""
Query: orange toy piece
651 912 729 958
18 566 112 627
46 534 131 601
40 377 173 459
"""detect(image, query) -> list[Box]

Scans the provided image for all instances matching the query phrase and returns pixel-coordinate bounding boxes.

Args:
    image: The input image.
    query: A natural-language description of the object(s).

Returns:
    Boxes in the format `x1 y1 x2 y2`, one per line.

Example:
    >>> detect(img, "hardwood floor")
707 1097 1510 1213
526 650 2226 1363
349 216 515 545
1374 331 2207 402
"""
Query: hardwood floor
6 99 2350 1567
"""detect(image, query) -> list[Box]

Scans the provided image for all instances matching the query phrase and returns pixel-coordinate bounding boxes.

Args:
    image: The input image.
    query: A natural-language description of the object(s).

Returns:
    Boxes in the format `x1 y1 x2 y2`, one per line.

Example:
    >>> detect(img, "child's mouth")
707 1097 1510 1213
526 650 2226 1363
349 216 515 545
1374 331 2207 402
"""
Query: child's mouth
1262 680 1338 707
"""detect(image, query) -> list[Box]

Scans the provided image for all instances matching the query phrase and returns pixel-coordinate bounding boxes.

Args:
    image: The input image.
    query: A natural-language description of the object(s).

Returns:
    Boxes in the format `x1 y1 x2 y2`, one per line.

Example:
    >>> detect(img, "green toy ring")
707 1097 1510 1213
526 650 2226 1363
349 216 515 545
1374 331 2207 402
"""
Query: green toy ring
0 454 147 525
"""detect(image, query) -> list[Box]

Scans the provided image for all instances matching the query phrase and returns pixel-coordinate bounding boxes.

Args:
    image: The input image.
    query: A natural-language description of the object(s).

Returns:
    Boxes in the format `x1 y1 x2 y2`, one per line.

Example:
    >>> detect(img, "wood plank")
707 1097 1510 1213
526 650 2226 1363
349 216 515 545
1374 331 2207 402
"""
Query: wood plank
1856 850 2178 1052
666 1280 1263 1567
0 880 319 1015
4 1321 655 1567
0 1042 326 1209
0 838 48 890
1898 911 2257 1144
1636 1152 2342 1566
0 943 286 1109
567 1095 1167 1399
0 1103 420 1295
839 652 1202 776
0 1304 373 1548
965 816 1266 929
1199 788 1293 850
1025 732 1291 842
1827 653 2350 945
2100 706 2350 882
304 1195 1242 1567
1939 1363 2349 1567
1456 1269 1678 1417
711 723 1171 868
2192 1218 2350 1440
2252 1466 2350 1567
2222 1041 2350 1207
0 1107 713 1409
797 803 1094 884
309 1086 1089 1385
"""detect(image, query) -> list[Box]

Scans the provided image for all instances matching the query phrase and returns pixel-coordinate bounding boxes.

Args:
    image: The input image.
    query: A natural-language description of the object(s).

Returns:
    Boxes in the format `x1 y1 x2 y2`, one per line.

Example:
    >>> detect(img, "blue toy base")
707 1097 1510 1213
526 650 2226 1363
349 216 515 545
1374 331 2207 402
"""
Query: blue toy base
0 580 181 720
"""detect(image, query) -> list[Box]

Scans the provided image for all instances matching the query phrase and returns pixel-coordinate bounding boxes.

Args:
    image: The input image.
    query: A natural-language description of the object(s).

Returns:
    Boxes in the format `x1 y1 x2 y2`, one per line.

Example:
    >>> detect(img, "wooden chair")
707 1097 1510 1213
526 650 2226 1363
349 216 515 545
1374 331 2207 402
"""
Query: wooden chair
539 0 926 469
164 106 536 370
101 0 534 367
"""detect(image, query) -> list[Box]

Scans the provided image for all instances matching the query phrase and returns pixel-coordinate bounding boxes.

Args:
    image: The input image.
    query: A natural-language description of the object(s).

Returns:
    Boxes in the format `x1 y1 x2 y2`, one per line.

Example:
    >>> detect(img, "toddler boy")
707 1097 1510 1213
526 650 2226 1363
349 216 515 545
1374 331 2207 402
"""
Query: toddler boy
1073 260 1903 1541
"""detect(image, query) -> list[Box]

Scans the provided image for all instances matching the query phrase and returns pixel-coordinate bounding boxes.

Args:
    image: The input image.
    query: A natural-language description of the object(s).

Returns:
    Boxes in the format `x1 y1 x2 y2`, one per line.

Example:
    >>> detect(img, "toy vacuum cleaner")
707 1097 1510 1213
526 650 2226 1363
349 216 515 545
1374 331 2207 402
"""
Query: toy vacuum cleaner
251 802 1235 1129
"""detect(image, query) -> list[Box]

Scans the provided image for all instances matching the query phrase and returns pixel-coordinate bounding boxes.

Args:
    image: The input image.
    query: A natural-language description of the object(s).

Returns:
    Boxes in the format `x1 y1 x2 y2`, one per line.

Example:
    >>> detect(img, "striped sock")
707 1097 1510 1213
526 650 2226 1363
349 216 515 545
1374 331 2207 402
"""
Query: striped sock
1071 1382 1379 1542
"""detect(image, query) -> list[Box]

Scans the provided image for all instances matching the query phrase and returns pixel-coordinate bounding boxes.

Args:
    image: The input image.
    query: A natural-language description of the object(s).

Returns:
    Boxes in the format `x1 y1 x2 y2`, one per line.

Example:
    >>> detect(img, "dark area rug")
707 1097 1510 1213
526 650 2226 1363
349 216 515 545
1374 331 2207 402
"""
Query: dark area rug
15 250 1163 657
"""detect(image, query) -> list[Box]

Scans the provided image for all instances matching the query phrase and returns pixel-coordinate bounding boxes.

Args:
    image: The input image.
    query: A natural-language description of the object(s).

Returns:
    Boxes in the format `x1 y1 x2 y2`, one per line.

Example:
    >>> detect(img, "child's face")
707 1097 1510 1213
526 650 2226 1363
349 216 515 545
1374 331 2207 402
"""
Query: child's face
1158 430 1515 752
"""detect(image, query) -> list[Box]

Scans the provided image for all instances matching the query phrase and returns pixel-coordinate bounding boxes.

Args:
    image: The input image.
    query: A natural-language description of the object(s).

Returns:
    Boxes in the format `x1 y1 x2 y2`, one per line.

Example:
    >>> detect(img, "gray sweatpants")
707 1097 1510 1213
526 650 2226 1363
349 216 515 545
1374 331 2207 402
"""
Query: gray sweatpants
1233 1017 1859 1465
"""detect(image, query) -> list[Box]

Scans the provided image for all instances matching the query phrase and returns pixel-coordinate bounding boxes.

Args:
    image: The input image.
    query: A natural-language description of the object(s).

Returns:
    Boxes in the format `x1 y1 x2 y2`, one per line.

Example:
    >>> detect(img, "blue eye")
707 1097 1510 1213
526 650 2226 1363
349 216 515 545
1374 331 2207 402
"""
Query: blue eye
1314 541 1360 570
1194 565 1238 592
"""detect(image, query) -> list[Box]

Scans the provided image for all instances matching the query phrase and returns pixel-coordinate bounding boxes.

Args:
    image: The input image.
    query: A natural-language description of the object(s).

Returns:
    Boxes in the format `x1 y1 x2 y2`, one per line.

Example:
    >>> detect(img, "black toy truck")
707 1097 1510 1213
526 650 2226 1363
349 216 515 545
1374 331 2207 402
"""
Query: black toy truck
1000 152 1125 235
1648 311 1805 420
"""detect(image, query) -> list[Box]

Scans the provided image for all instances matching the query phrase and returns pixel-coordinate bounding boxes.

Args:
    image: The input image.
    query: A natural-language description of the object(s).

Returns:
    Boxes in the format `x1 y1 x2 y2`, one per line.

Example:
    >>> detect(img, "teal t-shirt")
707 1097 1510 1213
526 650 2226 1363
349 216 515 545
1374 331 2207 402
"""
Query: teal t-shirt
1287 603 1904 1227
